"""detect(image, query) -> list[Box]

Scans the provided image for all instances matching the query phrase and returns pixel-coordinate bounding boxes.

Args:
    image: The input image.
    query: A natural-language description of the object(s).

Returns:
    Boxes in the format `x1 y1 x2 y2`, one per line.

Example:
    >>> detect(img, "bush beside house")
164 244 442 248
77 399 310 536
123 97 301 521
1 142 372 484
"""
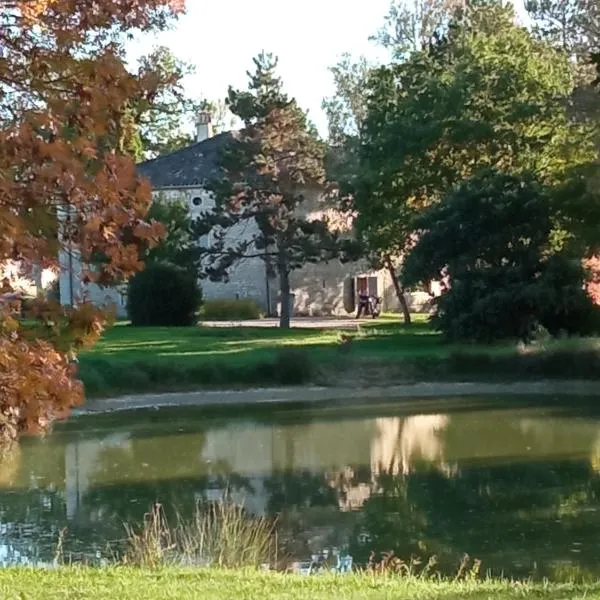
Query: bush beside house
127 263 202 327
200 299 261 321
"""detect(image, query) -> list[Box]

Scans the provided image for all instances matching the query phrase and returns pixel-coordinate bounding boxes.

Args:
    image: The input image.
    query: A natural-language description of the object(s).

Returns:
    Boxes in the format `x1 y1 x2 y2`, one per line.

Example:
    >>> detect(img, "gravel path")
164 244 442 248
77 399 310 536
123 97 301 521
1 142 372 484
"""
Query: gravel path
74 380 600 416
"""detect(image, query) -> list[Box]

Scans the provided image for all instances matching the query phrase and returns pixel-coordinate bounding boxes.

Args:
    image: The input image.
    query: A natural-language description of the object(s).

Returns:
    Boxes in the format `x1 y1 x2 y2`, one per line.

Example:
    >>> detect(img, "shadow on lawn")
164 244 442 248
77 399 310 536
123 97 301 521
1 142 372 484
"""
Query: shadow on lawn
78 320 600 399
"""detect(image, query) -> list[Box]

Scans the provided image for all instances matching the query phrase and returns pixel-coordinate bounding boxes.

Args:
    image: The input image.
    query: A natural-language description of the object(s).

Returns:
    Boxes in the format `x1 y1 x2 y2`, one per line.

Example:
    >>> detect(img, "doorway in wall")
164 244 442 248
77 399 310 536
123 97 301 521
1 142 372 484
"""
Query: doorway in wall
355 276 378 297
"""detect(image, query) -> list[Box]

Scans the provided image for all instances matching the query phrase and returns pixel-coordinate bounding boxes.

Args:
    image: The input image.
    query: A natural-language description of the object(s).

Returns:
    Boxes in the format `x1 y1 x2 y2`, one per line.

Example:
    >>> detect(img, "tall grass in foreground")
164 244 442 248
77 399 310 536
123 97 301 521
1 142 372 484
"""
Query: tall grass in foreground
124 502 277 569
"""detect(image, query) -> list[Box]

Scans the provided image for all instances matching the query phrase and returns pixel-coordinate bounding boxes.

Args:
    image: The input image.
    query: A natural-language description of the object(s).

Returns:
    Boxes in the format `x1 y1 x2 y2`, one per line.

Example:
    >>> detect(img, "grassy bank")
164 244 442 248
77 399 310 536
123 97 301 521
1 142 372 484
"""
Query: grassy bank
1 568 599 600
77 317 600 398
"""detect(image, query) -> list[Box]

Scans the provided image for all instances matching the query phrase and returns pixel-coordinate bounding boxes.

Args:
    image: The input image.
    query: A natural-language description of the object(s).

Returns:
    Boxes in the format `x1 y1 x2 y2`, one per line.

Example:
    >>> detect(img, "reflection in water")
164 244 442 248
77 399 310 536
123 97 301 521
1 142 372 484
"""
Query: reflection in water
2 401 600 578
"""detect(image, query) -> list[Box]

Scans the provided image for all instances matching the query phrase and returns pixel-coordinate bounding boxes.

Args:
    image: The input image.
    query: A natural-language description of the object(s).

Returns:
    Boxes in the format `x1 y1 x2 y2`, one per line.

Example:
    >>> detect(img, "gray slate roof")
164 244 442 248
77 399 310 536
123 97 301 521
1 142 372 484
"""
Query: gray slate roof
137 131 234 189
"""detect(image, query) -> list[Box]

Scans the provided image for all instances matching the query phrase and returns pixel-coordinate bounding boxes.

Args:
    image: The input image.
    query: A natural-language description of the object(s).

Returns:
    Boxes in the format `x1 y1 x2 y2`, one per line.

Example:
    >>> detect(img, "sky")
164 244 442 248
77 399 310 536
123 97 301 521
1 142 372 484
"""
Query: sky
128 0 528 138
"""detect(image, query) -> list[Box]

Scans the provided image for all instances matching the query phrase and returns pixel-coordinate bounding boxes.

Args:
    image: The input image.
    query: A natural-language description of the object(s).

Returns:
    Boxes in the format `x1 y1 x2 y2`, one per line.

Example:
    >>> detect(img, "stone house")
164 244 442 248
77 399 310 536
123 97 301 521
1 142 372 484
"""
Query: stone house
59 114 432 318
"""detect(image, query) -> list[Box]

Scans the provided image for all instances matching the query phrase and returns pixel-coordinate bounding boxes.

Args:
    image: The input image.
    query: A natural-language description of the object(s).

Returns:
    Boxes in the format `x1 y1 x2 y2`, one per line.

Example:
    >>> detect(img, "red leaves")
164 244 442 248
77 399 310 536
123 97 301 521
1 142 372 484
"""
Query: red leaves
0 333 84 445
0 0 186 442
0 298 114 442
6 0 185 39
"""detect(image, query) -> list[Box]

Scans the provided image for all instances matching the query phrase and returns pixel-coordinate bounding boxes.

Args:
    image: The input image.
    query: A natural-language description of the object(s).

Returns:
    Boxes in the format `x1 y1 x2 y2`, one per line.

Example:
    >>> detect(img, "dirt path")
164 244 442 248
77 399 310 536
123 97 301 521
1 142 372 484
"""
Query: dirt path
75 380 600 416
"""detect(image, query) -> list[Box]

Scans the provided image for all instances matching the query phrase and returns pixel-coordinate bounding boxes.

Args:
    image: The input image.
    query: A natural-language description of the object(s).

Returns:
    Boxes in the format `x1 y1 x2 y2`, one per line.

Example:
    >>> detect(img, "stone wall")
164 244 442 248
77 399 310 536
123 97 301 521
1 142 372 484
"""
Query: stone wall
59 184 434 318
289 191 434 316
155 187 271 311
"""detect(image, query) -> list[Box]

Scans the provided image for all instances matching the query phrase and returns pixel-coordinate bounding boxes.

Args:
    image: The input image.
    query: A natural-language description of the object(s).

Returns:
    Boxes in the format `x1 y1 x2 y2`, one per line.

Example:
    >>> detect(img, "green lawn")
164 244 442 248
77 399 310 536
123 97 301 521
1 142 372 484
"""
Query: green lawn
1 568 598 600
85 316 441 364
77 317 600 399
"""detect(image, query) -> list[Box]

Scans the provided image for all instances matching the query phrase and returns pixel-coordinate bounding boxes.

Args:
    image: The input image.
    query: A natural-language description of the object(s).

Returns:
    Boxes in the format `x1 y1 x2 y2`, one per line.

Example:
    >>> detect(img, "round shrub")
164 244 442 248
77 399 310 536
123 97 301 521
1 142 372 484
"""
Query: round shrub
127 262 202 327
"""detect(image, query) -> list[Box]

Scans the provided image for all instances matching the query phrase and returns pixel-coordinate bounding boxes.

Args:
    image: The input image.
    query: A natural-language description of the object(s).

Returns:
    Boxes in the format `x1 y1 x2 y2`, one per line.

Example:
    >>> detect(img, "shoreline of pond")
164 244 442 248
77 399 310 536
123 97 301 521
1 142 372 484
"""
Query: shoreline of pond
74 379 600 417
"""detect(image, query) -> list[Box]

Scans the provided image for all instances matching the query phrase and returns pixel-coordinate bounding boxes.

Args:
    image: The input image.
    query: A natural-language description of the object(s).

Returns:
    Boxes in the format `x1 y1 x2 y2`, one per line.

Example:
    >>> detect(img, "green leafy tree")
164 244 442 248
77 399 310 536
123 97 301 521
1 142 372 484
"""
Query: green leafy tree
372 0 463 59
145 197 200 274
403 170 600 341
134 46 199 158
323 55 414 323
323 1 464 323
525 0 600 122
322 53 371 146
353 2 596 320
195 53 342 329
525 0 599 62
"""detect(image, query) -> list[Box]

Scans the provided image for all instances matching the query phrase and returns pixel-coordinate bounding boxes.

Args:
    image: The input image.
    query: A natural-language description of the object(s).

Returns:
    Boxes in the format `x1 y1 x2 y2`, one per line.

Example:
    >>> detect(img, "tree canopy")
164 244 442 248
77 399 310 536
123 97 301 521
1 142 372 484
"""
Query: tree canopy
525 0 599 64
195 52 342 328
403 169 600 341
352 1 595 288
372 0 463 59
144 197 199 274
133 46 198 159
0 0 185 444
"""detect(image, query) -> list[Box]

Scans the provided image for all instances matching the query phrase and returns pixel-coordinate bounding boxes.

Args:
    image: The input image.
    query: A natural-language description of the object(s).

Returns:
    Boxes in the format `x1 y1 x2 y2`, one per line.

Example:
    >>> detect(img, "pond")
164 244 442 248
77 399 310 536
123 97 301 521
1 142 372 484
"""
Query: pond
2 396 600 579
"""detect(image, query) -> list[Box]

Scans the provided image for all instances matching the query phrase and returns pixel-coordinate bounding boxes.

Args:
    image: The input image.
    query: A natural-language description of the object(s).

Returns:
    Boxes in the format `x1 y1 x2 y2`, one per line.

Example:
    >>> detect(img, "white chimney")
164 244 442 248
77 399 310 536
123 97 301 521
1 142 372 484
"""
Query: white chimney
195 111 213 142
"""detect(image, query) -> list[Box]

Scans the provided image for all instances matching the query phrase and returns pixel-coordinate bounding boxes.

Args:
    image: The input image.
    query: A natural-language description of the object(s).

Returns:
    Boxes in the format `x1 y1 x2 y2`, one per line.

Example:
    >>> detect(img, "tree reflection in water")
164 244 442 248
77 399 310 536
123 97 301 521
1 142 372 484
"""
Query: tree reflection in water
1 403 600 579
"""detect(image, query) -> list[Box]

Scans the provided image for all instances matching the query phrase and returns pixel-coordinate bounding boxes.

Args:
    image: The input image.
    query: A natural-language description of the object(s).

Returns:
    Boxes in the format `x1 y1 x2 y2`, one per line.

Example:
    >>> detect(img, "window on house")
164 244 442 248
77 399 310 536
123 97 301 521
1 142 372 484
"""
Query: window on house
192 196 202 207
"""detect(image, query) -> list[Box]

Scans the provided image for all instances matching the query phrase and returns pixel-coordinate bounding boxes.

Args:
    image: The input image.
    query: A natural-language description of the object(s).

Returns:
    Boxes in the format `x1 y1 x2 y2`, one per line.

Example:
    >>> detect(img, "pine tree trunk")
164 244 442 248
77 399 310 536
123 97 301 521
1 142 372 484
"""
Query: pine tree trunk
385 256 411 325
279 262 291 329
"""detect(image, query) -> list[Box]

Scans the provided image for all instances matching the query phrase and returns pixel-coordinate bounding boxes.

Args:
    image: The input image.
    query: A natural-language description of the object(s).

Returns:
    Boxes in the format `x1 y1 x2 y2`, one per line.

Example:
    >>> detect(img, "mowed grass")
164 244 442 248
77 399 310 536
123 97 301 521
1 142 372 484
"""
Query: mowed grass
77 316 600 398
85 315 440 365
1 568 599 600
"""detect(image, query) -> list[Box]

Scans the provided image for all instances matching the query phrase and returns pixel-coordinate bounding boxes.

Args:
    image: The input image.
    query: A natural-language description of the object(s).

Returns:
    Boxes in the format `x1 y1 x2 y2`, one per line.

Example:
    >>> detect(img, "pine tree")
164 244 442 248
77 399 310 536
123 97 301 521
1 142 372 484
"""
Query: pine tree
195 53 341 328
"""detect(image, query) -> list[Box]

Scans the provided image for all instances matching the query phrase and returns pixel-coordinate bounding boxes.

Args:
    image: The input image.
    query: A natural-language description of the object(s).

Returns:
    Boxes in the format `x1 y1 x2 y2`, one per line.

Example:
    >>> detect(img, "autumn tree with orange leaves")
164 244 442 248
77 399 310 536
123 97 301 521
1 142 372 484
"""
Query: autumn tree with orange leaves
0 0 186 445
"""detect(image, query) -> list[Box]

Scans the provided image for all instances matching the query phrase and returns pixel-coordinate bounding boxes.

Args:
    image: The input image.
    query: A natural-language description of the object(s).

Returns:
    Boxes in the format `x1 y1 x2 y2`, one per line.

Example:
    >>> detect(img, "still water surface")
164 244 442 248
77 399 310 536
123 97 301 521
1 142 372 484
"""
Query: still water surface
2 397 600 579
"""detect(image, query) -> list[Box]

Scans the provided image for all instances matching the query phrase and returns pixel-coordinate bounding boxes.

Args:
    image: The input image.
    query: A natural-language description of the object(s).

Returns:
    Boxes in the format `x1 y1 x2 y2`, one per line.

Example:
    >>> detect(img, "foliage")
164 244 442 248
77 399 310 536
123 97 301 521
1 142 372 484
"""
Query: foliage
0 0 185 441
322 54 371 146
0 335 80 445
525 0 599 61
201 299 261 321
403 170 600 341
134 46 199 159
353 2 595 326
0 297 113 443
525 0 600 118
322 57 414 321
372 0 463 59
145 197 200 274
127 262 201 327
195 52 343 328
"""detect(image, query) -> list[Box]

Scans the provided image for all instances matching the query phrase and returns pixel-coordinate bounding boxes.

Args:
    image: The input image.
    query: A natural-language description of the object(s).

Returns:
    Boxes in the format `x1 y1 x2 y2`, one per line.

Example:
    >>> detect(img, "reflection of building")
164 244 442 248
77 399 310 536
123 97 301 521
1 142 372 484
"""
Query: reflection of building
65 432 132 520
334 414 454 511
9 407 600 569
398 414 452 475
60 414 460 521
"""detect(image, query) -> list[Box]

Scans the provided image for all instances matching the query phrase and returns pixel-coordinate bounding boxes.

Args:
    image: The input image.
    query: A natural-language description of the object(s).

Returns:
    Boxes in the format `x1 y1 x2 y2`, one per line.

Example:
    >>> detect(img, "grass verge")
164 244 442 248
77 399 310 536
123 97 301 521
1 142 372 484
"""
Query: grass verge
1 568 599 600
77 317 600 398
